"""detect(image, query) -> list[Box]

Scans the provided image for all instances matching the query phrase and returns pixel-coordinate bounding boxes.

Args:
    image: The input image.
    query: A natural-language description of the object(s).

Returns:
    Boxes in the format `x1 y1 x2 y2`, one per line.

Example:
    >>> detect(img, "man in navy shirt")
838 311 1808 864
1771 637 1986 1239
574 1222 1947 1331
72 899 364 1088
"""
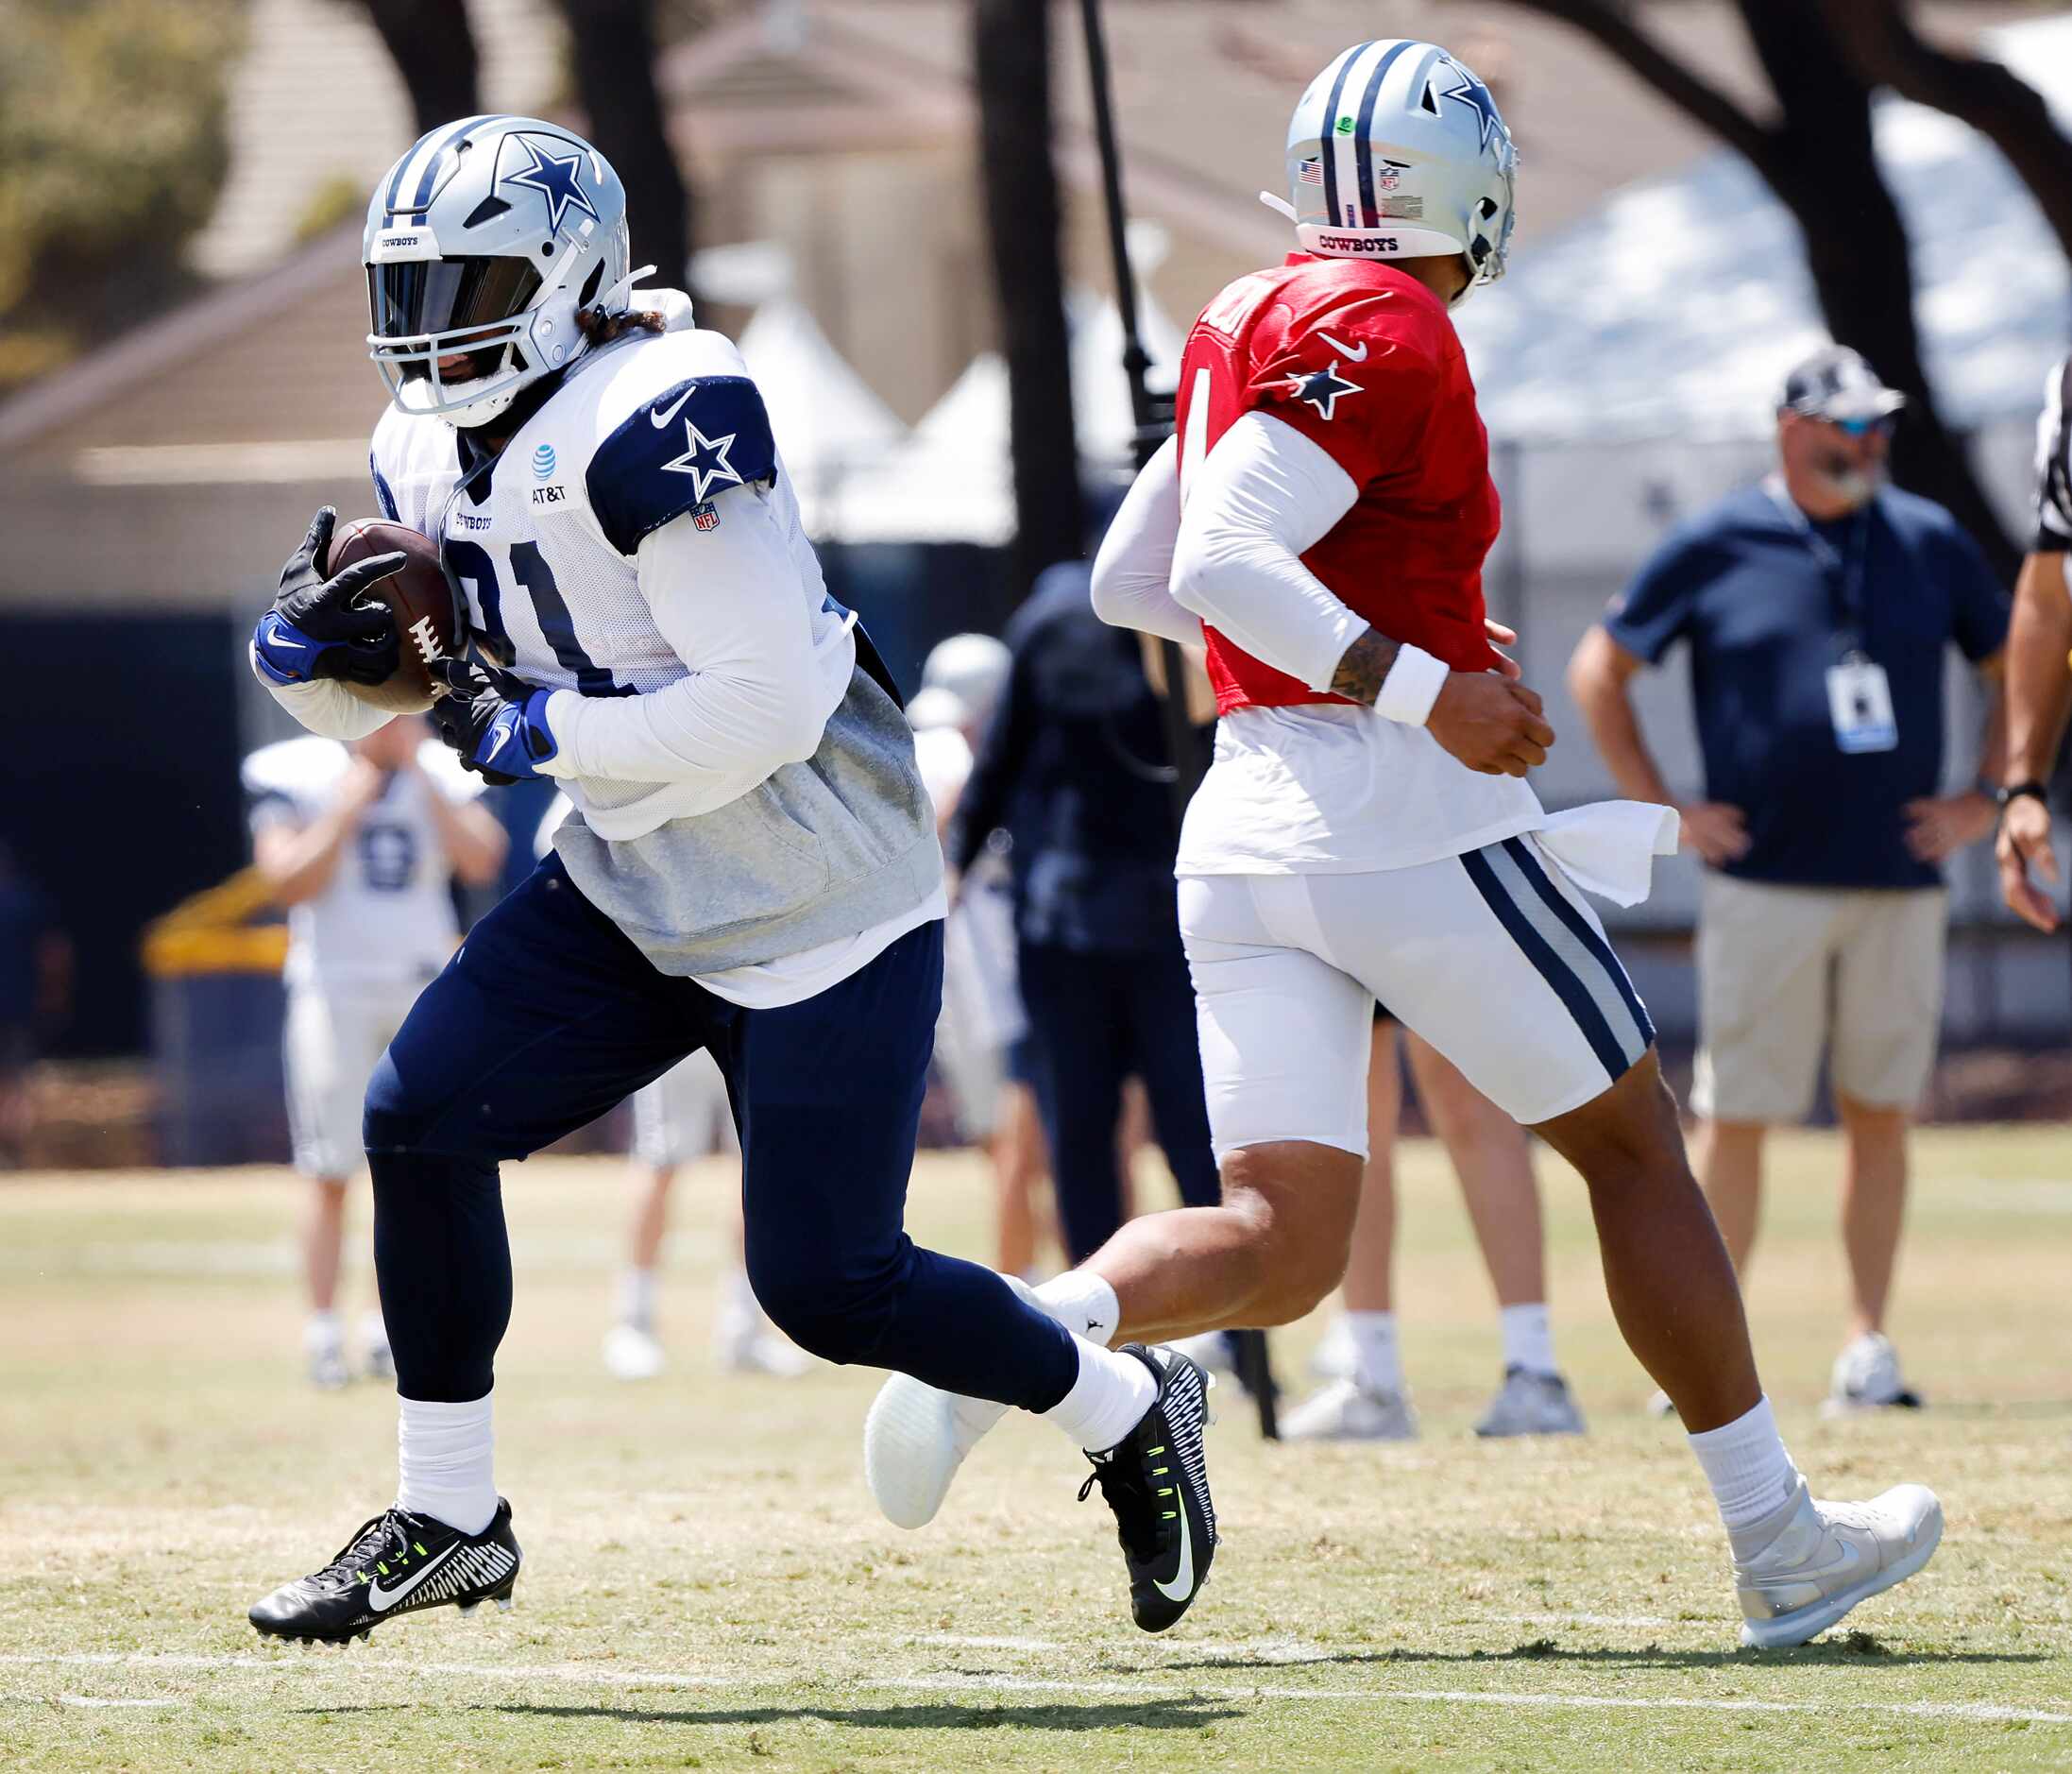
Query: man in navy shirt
1569 346 2008 1417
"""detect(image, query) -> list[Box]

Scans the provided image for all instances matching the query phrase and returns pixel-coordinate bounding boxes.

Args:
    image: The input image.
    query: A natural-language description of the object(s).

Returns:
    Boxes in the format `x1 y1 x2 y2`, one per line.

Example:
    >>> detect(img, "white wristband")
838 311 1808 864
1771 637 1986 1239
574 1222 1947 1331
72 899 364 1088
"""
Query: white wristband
1373 644 1450 726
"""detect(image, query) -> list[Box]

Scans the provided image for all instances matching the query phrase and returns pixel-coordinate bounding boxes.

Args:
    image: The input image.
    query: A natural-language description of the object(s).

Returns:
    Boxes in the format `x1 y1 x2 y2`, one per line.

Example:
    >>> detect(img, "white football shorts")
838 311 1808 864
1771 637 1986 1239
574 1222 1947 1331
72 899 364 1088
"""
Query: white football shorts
1180 832 1656 1159
630 1049 740 1167
283 983 419 1179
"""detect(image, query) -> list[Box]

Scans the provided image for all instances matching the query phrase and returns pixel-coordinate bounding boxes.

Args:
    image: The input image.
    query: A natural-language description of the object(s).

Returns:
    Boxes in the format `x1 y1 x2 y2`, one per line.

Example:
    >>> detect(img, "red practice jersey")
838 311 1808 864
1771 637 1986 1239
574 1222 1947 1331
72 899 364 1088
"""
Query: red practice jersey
1174 253 1503 715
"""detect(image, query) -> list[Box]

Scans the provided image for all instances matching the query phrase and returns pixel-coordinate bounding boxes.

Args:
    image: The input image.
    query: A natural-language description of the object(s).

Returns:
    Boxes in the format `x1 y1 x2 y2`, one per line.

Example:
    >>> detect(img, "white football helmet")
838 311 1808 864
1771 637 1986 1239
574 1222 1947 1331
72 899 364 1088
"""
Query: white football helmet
363 115 643 428
1264 40 1518 305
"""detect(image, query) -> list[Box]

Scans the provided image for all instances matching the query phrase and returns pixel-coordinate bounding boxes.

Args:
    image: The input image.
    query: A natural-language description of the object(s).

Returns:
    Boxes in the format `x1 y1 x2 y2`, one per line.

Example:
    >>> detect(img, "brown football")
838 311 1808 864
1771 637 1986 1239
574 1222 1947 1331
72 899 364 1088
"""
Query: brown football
323 519 462 713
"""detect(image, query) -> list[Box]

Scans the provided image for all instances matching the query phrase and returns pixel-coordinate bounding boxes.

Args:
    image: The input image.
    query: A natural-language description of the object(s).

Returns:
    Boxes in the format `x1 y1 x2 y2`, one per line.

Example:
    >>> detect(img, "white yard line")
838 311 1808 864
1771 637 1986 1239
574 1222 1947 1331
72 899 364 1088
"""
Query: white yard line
4 1649 2068 1728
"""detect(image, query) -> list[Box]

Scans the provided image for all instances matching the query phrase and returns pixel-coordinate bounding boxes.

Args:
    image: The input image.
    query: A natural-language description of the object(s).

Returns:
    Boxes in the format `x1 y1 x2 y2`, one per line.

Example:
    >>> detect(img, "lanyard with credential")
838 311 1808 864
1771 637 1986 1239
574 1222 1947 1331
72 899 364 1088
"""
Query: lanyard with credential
1762 473 1870 658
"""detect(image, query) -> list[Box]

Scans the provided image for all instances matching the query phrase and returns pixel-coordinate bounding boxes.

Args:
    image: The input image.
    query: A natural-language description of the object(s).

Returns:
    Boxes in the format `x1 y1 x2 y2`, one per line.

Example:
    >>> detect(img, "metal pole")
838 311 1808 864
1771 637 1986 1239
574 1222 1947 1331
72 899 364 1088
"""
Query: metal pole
1076 0 1278 1439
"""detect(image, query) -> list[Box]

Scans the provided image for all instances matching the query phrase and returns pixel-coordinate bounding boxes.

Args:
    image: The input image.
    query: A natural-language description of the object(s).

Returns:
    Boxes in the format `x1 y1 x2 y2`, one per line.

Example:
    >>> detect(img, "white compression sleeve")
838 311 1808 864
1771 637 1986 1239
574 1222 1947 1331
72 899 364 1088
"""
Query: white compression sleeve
540 489 850 805
1089 435 1203 647
251 648 397 742
1167 411 1367 693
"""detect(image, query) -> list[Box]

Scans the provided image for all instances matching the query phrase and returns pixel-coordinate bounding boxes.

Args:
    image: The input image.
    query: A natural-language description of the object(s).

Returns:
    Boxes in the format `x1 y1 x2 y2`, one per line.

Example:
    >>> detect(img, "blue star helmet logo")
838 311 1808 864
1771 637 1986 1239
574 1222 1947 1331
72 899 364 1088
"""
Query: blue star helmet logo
504 137 601 233
1435 60 1503 153
1286 361 1363 423
660 419 746 503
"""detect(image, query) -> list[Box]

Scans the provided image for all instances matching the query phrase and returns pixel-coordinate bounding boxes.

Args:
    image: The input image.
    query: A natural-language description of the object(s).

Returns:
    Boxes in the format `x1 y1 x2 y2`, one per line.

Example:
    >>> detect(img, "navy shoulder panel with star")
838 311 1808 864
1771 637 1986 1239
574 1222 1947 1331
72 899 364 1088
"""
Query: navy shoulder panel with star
586 375 778 556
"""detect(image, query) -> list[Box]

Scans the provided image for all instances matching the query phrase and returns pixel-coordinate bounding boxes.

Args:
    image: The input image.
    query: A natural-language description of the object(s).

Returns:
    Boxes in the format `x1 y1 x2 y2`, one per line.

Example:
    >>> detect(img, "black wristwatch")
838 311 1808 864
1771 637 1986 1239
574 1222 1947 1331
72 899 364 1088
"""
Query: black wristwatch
1996 780 2048 812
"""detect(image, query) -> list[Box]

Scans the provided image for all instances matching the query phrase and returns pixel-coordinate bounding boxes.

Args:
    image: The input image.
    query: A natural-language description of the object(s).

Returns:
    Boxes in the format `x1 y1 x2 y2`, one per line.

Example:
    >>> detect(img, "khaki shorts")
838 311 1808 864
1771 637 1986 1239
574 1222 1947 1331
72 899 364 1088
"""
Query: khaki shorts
1690 874 1947 1123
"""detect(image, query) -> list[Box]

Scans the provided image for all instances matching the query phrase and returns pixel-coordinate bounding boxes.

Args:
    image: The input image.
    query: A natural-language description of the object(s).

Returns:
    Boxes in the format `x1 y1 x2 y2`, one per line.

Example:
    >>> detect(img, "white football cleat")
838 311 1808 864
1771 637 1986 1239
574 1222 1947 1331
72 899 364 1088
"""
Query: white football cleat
1279 1377 1418 1442
603 1322 666 1382
716 1322 813 1379
1474 1367 1587 1438
1164 1329 1237 1376
1822 1332 1923 1417
1734 1478 1944 1649
864 1375 1008 1529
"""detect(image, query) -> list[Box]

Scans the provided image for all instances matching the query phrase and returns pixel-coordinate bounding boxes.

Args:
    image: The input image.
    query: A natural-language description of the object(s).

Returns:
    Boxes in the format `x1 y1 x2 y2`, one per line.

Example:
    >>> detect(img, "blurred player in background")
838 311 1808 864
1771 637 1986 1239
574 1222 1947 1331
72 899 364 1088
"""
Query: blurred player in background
909 636 1055 1278
943 558 1221 1268
244 717 506 1388
1996 355 2072 933
1570 346 2008 1416
530 794 807 1383
246 117 1213 1645
873 40 1943 1649
1291 1011 1583 1441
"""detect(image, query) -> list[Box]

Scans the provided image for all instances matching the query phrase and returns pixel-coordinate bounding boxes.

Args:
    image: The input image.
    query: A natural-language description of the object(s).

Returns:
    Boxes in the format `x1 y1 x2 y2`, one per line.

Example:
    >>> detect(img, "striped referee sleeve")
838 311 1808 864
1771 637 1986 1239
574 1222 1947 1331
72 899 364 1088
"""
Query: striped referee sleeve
2037 356 2072 554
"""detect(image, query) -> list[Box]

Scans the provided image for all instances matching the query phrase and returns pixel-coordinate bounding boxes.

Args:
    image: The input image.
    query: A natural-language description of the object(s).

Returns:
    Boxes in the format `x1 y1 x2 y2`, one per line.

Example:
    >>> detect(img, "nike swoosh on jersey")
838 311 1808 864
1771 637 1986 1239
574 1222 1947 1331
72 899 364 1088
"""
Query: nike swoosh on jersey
1317 332 1368 362
365 1541 463 1611
649 385 696 429
1152 1484 1195 1603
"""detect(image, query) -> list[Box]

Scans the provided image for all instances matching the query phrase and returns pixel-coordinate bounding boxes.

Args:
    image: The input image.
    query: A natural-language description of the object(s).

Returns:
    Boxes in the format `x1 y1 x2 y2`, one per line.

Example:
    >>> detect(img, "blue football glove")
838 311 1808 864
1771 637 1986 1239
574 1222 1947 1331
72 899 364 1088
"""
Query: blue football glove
253 507 405 687
431 657 558 785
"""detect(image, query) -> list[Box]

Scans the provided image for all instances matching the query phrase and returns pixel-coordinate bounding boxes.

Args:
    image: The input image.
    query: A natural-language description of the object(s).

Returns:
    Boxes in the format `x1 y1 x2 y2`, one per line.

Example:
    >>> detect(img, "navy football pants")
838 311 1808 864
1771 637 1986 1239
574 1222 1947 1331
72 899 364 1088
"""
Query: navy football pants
363 855 1078 1409
1016 936 1222 1265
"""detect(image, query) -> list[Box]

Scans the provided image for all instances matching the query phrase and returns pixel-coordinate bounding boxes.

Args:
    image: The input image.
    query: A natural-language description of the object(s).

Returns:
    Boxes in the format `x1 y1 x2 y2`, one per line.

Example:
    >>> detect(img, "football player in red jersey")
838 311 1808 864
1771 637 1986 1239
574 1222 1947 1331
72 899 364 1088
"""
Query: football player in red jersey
867 41 1945 1648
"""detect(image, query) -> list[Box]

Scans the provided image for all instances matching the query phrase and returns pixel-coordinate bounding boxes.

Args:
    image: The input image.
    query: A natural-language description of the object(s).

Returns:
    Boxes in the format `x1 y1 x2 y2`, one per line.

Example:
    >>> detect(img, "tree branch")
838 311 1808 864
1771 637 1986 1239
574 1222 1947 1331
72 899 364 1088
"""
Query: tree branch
1818 0 2072 267
1499 0 1784 179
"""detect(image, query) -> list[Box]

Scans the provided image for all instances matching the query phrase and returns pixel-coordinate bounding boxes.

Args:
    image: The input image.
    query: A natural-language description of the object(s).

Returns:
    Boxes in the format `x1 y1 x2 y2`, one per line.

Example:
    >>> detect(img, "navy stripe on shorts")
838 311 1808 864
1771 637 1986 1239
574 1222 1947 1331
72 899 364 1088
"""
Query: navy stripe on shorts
1457 837 1654 1091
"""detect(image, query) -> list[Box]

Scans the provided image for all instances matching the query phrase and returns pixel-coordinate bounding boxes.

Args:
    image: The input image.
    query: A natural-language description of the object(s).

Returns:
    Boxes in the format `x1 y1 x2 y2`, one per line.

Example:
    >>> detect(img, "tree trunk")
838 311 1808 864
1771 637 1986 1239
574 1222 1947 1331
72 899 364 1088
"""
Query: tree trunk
1819 0 2072 271
559 0 694 301
974 0 1084 595
1741 0 2017 581
359 0 479 136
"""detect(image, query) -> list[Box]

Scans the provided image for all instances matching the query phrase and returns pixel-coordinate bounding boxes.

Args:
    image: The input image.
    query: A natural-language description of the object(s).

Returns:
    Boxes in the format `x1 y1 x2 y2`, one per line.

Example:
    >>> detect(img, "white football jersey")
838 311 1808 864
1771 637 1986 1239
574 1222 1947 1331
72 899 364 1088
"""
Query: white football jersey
244 735 482 993
367 311 851 834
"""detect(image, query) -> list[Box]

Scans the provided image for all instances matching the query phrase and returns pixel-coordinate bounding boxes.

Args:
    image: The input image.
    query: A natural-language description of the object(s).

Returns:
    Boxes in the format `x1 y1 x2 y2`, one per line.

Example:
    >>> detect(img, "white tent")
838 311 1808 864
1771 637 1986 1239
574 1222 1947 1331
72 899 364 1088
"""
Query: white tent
1454 12 2072 445
735 295 908 536
826 354 1016 545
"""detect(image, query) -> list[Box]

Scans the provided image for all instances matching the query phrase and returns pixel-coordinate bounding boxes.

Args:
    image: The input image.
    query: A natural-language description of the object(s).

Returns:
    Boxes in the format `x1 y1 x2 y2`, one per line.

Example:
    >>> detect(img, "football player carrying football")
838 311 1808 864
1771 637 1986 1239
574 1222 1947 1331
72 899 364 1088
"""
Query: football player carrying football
865 42 1944 1649
245 116 1214 1645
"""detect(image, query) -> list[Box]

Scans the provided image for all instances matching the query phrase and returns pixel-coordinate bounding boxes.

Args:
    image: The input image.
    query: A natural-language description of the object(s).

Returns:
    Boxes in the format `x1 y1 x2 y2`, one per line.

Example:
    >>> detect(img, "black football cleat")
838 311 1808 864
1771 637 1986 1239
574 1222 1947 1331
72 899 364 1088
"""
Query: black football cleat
248 1499 520 1645
1078 1344 1217 1632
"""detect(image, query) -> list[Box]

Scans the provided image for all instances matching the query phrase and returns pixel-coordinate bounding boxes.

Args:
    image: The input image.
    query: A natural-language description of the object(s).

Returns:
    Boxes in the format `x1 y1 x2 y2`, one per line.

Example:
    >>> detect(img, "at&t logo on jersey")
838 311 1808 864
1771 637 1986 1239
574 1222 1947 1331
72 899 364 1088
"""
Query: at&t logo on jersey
531 440 567 505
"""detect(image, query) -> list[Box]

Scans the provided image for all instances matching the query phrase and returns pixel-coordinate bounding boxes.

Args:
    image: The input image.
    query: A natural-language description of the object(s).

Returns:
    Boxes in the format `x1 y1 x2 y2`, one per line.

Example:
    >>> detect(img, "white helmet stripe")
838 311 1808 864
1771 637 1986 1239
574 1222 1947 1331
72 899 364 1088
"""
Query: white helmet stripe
1350 41 1424 227
1317 42 1375 229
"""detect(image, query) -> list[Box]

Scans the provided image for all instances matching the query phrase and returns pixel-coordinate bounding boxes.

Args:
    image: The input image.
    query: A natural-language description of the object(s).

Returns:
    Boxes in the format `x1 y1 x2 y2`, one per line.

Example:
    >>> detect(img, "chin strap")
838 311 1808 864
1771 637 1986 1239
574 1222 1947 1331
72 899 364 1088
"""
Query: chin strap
1259 192 1299 223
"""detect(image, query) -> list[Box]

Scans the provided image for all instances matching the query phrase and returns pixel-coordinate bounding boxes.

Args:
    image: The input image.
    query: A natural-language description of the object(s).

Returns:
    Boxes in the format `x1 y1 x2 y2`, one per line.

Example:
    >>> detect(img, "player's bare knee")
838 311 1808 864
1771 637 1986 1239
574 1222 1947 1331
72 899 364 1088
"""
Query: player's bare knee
1219 1144 1357 1323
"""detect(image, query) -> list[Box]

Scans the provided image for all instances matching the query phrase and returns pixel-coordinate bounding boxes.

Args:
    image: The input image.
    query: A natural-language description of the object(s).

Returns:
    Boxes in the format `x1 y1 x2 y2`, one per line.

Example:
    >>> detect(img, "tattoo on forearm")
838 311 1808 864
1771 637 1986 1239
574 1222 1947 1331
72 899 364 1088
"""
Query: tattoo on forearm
1330 627 1401 706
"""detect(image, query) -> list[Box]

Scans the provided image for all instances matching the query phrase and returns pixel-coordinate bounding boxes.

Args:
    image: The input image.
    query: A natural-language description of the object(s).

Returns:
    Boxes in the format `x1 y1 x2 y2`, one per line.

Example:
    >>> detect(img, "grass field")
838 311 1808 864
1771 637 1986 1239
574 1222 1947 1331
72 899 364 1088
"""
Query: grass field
3 1127 2070 1771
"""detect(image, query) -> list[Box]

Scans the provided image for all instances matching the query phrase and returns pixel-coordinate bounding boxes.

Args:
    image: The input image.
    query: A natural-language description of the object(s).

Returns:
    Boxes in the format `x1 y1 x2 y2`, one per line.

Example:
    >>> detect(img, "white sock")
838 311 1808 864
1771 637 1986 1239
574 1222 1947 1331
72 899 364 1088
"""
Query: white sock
1687 1395 1799 1548
1032 1269 1121 1347
359 1310 390 1354
1499 1303 1556 1377
1346 1310 1402 1396
305 1310 342 1355
619 1267 658 1331
1042 1338 1158 1452
396 1393 497 1535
